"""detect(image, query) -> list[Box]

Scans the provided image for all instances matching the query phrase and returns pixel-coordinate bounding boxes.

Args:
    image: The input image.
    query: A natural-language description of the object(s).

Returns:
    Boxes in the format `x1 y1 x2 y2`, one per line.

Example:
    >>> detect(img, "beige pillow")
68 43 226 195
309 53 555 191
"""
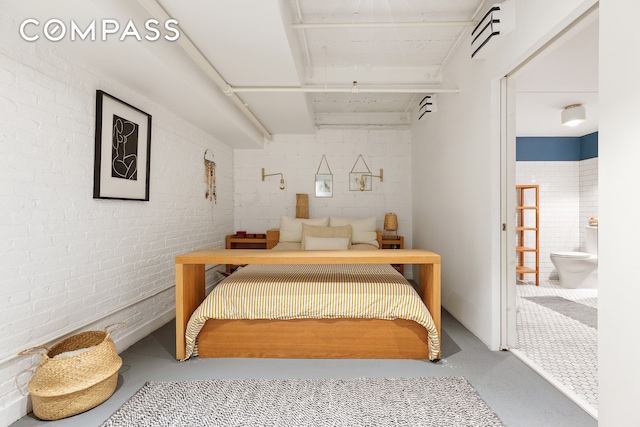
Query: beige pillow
304 236 350 250
300 223 352 249
329 216 378 247
279 216 329 242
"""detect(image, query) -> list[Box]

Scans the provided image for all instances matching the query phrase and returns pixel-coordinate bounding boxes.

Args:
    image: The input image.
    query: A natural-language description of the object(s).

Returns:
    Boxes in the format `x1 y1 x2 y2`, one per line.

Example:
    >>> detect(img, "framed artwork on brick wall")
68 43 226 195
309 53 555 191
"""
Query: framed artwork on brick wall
315 174 333 197
314 155 333 198
93 90 152 201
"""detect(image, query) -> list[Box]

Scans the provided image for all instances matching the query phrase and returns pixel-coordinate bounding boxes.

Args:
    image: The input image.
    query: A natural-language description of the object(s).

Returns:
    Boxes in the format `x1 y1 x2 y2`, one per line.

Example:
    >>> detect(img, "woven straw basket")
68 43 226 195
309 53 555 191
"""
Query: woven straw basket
19 323 124 421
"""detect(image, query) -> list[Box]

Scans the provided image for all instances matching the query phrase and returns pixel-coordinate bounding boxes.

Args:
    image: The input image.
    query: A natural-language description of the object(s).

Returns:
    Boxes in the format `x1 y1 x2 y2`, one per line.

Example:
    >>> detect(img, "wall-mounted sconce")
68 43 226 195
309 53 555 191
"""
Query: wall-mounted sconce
262 168 285 190
355 170 384 191
561 104 586 127
349 154 383 191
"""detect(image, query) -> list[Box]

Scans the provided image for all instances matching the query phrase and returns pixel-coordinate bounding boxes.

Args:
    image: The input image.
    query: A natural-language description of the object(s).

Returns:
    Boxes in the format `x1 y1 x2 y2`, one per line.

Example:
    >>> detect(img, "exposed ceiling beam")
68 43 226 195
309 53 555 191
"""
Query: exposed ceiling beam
137 0 273 141
291 21 477 29
440 0 489 68
315 112 411 127
292 0 314 78
226 86 459 94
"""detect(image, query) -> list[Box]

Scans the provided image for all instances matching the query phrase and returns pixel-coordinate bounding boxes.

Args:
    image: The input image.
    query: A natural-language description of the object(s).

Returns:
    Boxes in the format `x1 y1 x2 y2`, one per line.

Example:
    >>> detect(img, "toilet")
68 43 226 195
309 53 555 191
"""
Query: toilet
550 225 598 288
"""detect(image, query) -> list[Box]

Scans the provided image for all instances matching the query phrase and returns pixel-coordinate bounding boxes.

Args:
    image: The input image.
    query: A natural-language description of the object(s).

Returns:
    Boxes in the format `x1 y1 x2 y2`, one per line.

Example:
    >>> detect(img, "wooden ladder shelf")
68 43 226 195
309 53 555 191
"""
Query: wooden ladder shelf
516 185 539 285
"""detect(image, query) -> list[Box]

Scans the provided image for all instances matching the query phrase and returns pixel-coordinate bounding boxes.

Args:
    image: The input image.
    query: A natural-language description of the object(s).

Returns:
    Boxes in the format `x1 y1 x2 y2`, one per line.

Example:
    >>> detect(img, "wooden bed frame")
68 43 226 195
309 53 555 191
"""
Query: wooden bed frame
175 231 441 361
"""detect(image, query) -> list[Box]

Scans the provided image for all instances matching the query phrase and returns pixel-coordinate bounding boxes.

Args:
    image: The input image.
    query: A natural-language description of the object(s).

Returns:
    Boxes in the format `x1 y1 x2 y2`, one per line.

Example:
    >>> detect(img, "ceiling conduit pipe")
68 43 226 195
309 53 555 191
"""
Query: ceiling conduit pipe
227 86 459 94
291 21 477 29
137 0 273 141
293 0 314 79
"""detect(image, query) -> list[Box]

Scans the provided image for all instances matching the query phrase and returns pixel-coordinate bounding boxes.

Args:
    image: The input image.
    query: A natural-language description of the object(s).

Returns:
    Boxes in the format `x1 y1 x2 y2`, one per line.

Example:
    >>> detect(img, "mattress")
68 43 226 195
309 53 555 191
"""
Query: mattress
184 261 440 360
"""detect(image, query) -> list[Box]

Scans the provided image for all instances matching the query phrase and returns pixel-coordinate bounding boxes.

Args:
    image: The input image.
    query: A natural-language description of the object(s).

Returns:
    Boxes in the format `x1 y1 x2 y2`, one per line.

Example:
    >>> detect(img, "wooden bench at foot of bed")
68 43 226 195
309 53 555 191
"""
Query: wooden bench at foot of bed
197 318 429 359
175 249 441 360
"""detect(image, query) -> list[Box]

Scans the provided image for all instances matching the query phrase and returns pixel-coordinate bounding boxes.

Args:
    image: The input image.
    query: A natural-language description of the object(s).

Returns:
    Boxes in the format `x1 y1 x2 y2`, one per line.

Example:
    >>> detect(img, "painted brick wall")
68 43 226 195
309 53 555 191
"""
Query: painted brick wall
0 12 233 423
516 159 598 280
233 130 413 251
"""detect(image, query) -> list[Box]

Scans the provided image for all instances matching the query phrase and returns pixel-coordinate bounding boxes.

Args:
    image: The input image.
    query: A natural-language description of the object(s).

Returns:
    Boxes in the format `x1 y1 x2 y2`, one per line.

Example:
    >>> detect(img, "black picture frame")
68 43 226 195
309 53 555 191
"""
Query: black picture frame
93 90 152 201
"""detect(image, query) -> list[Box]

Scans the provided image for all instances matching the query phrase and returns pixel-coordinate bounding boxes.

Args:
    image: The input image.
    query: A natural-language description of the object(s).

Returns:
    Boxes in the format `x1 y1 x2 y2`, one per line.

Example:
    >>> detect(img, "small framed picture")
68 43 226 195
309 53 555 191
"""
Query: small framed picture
349 172 372 191
93 90 152 201
315 174 333 197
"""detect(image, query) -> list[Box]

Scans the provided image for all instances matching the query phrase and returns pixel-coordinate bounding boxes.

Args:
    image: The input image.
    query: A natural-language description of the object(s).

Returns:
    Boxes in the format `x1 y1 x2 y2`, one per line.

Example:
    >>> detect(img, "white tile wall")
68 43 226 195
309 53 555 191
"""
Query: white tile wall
516 158 599 279
580 158 599 251
0 11 233 423
233 129 413 250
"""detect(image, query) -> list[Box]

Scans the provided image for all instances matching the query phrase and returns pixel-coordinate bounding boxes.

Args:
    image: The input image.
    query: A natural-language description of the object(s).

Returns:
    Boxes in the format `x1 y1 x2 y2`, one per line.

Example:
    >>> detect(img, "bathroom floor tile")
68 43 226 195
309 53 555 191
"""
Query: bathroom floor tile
515 279 598 411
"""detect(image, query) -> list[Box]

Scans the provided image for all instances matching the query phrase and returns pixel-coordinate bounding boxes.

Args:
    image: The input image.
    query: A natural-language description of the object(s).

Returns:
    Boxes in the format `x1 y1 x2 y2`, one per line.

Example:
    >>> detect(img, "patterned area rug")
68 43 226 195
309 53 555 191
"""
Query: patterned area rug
523 296 597 328
100 377 504 427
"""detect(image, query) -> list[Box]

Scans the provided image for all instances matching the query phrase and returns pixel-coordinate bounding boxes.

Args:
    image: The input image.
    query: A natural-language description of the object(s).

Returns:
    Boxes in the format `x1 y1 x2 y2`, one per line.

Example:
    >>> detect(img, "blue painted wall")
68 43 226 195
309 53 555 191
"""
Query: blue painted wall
580 132 598 159
516 132 598 161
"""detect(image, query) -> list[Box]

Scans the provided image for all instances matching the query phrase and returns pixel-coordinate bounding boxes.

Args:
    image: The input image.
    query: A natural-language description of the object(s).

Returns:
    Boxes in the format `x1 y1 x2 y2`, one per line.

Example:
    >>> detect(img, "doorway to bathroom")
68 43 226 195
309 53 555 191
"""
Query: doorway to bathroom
500 5 599 420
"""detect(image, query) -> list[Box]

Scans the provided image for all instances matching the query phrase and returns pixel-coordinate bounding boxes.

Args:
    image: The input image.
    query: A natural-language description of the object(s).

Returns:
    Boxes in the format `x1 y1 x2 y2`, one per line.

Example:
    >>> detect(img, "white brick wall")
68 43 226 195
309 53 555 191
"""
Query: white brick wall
0 12 233 424
233 129 414 250
516 158 599 280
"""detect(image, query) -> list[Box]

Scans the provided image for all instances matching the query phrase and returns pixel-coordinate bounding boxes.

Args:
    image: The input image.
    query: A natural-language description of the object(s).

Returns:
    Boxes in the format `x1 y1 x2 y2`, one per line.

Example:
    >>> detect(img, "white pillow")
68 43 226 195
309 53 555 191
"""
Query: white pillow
329 216 379 247
279 216 329 242
304 236 350 250
300 223 352 249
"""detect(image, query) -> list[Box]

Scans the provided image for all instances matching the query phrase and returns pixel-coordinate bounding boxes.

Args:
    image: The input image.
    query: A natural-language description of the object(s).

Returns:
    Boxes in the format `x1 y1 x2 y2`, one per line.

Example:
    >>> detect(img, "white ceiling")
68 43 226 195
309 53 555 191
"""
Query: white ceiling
515 12 599 137
3 0 598 146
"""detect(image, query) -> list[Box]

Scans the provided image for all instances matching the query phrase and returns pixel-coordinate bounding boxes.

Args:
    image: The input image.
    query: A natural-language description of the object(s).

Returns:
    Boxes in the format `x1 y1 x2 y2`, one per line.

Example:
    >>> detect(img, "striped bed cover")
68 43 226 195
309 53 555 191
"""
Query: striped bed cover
184 250 440 361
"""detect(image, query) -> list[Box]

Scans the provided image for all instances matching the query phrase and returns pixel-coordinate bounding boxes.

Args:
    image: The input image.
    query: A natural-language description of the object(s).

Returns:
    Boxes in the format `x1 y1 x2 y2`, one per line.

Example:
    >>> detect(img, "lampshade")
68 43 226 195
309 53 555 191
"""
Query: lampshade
561 104 586 127
384 213 398 233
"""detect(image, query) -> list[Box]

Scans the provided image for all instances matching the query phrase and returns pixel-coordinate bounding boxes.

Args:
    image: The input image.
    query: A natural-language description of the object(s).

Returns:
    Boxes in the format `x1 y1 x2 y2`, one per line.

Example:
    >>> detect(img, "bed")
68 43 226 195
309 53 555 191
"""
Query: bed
175 222 441 361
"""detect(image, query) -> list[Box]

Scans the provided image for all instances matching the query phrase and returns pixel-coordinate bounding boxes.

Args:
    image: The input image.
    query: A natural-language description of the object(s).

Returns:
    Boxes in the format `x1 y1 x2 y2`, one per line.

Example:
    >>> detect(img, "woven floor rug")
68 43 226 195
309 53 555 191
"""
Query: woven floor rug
100 377 504 427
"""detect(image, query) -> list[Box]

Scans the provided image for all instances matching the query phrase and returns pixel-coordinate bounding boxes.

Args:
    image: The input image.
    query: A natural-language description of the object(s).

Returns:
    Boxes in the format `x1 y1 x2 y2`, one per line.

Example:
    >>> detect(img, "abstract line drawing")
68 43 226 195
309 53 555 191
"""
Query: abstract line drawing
94 90 152 201
111 114 139 180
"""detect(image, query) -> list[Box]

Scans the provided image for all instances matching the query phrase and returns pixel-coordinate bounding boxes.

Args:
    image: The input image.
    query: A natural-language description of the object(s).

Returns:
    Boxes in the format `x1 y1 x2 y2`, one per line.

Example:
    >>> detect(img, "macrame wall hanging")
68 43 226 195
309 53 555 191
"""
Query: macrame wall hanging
204 149 216 203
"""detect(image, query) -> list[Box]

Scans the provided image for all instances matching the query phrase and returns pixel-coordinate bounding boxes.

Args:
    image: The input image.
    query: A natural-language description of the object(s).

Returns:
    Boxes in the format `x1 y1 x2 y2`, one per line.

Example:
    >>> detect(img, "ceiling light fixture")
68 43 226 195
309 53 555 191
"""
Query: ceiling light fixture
561 104 586 127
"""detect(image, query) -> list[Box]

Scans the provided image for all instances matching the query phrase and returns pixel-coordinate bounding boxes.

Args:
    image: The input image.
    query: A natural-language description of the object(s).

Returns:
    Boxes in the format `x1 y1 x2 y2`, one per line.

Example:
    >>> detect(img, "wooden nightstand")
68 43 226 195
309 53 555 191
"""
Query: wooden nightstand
381 235 405 275
225 234 267 273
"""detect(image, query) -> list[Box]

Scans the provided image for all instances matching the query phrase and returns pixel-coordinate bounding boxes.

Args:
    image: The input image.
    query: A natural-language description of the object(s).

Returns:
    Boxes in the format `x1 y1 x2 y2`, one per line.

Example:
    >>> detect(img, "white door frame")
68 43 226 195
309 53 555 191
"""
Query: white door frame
500 76 517 349
498 3 599 350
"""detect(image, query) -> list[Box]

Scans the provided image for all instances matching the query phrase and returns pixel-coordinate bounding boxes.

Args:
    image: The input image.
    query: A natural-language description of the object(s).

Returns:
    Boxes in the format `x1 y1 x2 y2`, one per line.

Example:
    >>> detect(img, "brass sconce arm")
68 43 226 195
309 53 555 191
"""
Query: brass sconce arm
262 168 285 190
358 169 384 191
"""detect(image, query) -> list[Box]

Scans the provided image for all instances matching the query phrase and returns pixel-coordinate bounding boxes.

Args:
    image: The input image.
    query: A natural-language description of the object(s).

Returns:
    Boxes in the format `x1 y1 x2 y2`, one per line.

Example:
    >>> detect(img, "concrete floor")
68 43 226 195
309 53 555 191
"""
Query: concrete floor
12 310 596 427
